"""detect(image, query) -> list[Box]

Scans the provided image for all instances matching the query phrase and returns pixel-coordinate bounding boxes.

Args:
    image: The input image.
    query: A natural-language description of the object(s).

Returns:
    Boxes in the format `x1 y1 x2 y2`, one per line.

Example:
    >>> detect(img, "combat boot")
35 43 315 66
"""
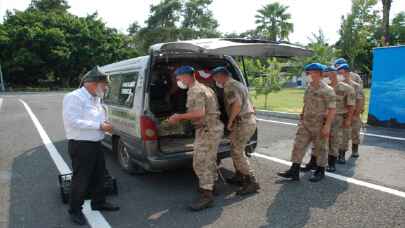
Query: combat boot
277 163 300 181
301 155 317 172
198 185 219 196
351 144 359 158
337 150 346 164
309 166 325 182
190 189 214 211
326 155 337 172
226 171 244 186
236 175 260 195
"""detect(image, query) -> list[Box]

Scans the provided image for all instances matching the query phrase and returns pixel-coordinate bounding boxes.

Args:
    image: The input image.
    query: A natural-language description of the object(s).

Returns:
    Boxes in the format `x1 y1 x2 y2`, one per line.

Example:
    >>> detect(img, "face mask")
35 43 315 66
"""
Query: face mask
306 75 313 83
95 84 105 98
215 81 224 88
337 74 345 82
322 77 331 84
177 80 188 90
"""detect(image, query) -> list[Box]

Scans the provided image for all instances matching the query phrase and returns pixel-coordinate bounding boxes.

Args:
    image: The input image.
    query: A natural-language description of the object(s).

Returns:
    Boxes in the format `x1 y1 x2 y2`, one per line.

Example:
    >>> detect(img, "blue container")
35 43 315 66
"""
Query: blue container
368 45 405 128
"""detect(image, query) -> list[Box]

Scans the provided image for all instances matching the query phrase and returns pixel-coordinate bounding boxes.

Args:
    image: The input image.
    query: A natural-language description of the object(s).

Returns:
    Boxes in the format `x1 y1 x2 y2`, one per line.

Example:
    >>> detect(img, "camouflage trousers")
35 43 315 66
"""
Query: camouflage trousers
341 115 362 151
291 121 328 167
352 115 362 144
193 125 223 191
230 116 256 176
329 114 345 157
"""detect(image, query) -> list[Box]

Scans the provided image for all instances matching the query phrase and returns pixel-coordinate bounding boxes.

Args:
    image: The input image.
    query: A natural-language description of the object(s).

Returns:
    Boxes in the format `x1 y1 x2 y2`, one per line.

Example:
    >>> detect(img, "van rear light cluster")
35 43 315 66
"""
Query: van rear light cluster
140 116 158 141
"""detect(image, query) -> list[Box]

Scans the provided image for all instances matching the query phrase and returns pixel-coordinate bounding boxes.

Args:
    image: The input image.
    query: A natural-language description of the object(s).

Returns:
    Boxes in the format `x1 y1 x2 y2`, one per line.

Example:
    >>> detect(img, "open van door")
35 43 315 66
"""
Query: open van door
149 38 313 58
150 38 313 85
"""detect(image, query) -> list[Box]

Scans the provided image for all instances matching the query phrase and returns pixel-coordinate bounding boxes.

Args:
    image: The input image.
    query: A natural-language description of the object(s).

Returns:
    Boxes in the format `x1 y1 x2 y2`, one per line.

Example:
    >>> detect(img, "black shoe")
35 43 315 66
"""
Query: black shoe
189 190 214 211
236 175 260 196
277 163 300 181
226 171 244 186
337 150 346 164
199 185 220 196
91 202 120 211
301 155 317 172
309 166 325 182
326 155 337 172
69 211 86 226
351 144 359 158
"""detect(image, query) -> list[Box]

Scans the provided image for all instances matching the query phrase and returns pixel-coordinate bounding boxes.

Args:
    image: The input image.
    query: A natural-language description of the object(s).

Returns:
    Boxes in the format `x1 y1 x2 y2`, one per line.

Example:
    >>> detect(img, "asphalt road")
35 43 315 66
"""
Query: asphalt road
1 92 405 228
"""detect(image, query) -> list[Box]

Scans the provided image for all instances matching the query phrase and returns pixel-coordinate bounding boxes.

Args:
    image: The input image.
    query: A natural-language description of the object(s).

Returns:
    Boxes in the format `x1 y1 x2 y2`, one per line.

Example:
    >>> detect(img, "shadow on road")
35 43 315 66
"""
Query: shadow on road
261 155 357 227
8 139 248 228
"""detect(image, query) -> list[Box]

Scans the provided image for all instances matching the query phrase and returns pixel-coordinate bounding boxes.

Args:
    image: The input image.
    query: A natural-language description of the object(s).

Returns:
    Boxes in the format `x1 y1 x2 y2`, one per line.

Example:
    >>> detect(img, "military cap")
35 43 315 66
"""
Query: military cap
323 66 337 72
334 58 347 65
174 66 195 76
211 66 230 77
304 63 325 72
337 63 350 71
82 66 108 83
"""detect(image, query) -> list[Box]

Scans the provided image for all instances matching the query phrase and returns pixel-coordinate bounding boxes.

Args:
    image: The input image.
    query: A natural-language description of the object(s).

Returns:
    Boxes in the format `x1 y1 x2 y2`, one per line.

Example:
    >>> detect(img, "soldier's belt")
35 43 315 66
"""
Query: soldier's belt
236 113 255 122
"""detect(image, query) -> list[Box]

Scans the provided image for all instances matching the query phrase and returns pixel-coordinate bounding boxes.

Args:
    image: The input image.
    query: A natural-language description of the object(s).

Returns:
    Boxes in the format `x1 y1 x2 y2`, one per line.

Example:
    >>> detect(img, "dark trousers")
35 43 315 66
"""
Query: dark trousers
68 140 106 212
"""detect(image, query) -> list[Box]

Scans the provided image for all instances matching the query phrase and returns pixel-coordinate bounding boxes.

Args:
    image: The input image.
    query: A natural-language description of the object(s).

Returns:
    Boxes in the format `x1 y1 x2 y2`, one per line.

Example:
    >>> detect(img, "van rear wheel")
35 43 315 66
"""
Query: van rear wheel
117 139 146 175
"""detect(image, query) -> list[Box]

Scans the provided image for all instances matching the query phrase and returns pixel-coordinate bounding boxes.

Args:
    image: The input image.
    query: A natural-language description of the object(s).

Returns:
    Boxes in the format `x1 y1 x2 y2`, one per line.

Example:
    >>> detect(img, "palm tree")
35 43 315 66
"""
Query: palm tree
381 0 393 45
255 2 294 42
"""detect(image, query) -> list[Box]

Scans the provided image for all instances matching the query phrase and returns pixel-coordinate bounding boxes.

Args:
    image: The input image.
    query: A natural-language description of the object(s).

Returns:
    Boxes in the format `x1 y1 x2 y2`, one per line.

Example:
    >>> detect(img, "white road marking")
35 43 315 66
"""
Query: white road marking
0 98 3 111
257 118 405 141
253 152 405 199
19 99 112 228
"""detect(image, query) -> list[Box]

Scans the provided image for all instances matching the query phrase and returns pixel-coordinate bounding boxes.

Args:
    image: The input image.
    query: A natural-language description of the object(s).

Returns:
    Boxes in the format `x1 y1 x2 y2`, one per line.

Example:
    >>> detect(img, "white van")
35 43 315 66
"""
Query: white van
99 38 311 174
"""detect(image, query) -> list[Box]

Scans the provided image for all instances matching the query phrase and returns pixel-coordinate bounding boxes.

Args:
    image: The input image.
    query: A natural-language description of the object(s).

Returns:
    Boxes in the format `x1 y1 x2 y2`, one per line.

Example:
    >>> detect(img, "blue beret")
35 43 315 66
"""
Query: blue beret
334 58 347 65
304 63 325 72
174 66 195 76
323 66 337 72
211 66 230 76
337 63 350 71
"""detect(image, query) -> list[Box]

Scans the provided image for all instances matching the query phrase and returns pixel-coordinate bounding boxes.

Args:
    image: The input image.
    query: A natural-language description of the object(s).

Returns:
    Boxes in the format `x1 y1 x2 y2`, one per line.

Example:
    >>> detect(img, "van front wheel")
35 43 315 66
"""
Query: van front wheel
117 139 146 175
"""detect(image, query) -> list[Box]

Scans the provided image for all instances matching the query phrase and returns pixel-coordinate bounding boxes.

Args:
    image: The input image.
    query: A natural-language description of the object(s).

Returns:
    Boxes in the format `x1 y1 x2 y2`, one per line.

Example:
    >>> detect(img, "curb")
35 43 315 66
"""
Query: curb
256 110 300 120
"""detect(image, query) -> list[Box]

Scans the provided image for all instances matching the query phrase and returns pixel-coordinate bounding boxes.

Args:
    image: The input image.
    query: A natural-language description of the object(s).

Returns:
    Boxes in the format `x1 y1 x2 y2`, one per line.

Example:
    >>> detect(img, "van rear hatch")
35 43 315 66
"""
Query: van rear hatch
150 38 313 57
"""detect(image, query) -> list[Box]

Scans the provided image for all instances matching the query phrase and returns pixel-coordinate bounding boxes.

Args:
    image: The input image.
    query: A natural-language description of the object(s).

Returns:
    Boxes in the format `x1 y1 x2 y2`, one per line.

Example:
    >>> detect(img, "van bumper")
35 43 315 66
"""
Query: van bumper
143 141 257 172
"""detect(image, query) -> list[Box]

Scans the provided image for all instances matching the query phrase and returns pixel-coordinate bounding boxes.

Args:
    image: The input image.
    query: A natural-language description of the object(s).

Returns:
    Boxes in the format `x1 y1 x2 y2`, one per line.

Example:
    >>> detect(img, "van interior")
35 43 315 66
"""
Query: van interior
148 54 243 154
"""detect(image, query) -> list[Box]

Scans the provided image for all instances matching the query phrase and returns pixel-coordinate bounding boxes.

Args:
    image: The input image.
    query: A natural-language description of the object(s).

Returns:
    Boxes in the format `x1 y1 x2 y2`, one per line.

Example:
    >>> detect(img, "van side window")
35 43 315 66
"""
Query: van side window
104 72 139 107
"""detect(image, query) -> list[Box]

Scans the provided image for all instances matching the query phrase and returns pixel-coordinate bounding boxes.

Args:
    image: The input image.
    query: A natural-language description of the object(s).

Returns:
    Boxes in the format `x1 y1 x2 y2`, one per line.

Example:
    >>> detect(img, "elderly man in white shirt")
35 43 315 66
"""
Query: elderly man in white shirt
63 66 119 226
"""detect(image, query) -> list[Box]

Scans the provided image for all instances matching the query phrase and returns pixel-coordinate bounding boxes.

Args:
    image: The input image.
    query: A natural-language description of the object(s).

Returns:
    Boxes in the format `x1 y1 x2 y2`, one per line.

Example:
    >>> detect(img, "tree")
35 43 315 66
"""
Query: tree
145 0 182 29
306 30 338 65
132 0 219 54
254 2 293 41
336 0 380 75
127 21 141 36
390 11 405 44
1 0 138 88
181 0 219 39
250 58 285 109
381 0 393 45
28 0 70 12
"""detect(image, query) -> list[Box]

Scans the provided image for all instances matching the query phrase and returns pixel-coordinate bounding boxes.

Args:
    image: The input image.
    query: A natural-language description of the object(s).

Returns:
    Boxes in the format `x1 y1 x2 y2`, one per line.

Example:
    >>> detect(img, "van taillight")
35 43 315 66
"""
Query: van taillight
140 116 158 141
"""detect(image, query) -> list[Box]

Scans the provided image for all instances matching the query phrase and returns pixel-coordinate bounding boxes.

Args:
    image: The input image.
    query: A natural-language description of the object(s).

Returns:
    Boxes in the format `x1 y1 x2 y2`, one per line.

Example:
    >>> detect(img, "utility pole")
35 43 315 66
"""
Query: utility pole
0 64 5 92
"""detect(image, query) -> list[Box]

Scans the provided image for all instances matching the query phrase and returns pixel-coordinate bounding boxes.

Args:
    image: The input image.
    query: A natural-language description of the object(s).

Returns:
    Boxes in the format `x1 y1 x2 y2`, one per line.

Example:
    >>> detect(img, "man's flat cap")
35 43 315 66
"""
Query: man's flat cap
82 66 108 83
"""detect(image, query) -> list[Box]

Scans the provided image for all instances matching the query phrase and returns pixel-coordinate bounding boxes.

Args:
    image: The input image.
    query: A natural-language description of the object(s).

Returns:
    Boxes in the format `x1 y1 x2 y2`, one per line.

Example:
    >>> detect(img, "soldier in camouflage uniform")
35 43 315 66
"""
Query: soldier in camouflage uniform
335 58 364 88
278 63 336 182
168 66 224 211
303 66 356 173
324 67 356 171
211 66 260 195
337 64 365 162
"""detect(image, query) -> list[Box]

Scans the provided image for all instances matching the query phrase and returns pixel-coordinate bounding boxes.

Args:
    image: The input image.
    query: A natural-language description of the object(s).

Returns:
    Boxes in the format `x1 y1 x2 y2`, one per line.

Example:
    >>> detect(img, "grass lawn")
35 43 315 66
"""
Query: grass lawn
250 88 370 121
